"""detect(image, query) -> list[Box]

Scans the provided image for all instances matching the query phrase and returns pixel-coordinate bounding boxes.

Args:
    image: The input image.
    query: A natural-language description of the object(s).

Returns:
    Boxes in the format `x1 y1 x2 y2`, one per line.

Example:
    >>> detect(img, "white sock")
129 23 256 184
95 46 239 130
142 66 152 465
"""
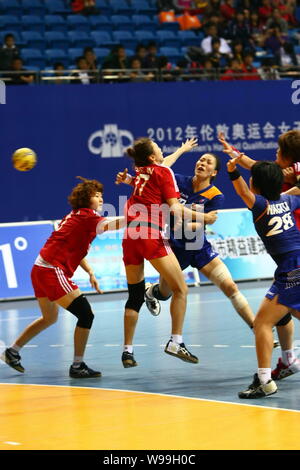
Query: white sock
171 335 183 344
282 349 296 366
10 344 21 353
124 345 133 353
73 356 83 367
258 368 271 385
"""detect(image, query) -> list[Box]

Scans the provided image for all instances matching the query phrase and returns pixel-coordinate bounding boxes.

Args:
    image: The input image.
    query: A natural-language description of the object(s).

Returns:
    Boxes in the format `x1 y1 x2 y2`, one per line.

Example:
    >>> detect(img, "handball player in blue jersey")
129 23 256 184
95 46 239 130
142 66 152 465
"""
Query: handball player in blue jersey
227 155 300 398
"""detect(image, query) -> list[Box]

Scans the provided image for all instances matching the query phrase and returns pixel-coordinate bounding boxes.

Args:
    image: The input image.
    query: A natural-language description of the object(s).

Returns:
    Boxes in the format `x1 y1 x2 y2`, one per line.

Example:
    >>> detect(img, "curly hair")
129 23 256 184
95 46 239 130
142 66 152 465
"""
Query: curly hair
68 176 103 210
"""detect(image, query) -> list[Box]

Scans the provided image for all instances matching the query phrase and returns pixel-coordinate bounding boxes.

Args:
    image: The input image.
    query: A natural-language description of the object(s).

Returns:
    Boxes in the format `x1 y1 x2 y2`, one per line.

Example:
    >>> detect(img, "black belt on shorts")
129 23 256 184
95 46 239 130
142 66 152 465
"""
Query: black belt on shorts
126 221 163 231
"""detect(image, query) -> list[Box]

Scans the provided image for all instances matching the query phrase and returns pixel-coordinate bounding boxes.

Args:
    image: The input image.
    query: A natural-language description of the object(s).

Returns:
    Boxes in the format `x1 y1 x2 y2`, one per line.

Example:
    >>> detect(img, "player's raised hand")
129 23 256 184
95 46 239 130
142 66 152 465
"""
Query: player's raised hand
282 166 296 185
218 132 238 158
115 168 130 185
180 137 198 152
227 153 243 172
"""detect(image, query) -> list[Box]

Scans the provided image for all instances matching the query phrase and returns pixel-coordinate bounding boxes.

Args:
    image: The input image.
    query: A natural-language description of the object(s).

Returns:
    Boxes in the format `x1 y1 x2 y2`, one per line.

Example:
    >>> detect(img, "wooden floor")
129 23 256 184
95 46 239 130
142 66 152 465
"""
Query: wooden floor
0 383 300 450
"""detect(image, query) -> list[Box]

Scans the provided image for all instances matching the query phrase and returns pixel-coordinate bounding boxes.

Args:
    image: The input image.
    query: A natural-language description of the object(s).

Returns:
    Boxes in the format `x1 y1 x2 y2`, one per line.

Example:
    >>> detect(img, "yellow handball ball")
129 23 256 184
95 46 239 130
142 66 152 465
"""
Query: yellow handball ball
12 147 37 172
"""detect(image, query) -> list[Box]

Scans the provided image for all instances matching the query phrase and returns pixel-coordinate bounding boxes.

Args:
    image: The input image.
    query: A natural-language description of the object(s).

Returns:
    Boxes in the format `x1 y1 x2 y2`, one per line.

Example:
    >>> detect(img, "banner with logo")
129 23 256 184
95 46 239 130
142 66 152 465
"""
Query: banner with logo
1 81 299 224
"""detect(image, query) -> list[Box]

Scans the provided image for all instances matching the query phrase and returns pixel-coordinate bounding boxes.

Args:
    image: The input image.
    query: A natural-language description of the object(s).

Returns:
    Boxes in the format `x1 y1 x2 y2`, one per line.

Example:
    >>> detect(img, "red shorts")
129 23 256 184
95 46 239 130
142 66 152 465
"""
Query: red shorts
31 265 78 301
122 227 172 265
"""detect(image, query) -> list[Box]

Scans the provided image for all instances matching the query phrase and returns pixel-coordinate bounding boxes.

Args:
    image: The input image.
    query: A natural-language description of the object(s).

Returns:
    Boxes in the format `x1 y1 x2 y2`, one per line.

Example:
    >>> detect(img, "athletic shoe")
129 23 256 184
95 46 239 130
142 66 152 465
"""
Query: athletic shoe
0 348 24 373
238 373 277 399
164 340 199 364
69 362 101 378
122 351 138 368
271 357 300 381
145 282 161 316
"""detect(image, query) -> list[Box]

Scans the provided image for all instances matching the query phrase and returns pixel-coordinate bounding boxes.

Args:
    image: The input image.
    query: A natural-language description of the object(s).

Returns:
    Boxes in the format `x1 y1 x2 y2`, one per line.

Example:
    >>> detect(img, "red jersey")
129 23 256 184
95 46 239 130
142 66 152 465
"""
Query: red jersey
40 208 105 277
126 164 180 229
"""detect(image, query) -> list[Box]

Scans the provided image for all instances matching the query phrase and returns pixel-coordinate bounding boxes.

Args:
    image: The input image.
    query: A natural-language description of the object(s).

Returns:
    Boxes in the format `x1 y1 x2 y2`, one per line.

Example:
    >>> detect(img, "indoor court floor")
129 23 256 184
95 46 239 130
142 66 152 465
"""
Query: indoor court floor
1 281 300 450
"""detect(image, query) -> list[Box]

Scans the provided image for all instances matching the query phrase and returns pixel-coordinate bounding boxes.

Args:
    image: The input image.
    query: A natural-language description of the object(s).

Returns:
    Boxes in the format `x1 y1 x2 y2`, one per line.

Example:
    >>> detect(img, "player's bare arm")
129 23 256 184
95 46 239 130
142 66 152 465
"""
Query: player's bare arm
227 156 255 209
218 132 256 170
162 137 198 168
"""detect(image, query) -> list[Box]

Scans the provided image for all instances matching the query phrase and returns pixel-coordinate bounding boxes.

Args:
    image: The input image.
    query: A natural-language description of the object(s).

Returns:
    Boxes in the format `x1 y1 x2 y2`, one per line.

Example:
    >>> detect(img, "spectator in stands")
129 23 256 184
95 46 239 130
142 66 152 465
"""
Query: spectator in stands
0 34 20 71
258 57 280 80
266 8 289 33
231 39 245 65
157 0 180 13
207 37 229 68
143 42 161 69
53 62 67 85
220 0 236 21
201 57 218 80
129 58 154 82
241 52 261 80
221 57 244 80
202 12 224 35
71 56 95 84
203 0 221 19
225 10 251 47
70 0 99 15
201 24 232 55
249 10 265 47
277 42 298 67
263 25 288 55
133 44 148 66
102 45 129 70
157 55 175 81
258 0 273 24
6 57 34 85
83 47 98 71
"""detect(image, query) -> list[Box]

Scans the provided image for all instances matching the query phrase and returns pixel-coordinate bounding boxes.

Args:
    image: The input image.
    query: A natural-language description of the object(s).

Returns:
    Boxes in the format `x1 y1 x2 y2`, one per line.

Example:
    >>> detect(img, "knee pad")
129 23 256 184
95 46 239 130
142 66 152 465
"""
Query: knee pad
208 263 232 288
67 294 94 329
276 313 292 326
230 292 249 311
125 280 145 313
152 283 172 301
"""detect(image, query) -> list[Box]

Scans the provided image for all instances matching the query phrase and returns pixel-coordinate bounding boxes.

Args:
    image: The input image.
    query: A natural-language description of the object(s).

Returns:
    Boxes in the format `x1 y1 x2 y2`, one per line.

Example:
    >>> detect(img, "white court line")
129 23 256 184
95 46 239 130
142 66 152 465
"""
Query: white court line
0 382 299 414
50 345 64 348
23 345 38 348
213 345 229 348
104 344 121 347
3 441 22 446
240 345 255 348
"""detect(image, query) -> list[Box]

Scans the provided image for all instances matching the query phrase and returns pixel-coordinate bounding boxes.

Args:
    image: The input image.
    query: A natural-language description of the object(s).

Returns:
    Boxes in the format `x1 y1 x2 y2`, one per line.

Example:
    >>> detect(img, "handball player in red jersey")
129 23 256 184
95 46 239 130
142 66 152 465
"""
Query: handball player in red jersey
219 130 300 382
120 137 203 368
1 177 125 378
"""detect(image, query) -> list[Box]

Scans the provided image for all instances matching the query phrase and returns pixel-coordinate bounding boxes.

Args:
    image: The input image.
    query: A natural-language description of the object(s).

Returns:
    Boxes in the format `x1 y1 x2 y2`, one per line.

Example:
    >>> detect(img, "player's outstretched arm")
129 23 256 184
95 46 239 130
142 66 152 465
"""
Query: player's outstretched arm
115 168 134 186
97 217 126 233
218 132 256 170
227 156 255 209
80 258 103 294
163 137 198 168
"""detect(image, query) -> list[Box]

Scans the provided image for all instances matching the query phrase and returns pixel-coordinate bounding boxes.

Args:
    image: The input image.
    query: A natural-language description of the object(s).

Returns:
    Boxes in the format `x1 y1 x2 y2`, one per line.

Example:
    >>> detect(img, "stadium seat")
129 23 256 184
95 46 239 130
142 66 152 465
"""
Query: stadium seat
44 0 69 14
112 31 137 49
22 48 46 68
66 15 90 32
45 15 67 33
132 15 157 32
296 7 300 23
0 15 22 32
89 15 113 32
159 21 180 32
294 45 300 55
134 30 157 43
156 30 180 47
111 15 134 31
110 0 133 15
20 0 47 16
68 47 83 62
90 31 114 47
44 31 69 51
178 30 200 46
159 46 181 62
21 15 45 33
45 48 69 65
94 0 112 15
21 31 46 50
0 0 21 16
67 31 94 48
94 47 110 61
131 0 156 14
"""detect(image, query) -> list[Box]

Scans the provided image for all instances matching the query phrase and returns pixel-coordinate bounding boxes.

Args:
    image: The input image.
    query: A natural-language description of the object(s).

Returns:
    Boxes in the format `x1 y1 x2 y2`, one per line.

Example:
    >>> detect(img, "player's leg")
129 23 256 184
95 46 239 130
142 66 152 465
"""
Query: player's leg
273 312 300 380
150 253 198 364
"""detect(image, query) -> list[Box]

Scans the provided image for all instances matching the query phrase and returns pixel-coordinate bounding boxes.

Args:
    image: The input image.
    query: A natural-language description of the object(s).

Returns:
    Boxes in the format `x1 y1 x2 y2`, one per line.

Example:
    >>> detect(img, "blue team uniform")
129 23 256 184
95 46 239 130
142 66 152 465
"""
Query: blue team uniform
169 173 225 270
251 193 300 311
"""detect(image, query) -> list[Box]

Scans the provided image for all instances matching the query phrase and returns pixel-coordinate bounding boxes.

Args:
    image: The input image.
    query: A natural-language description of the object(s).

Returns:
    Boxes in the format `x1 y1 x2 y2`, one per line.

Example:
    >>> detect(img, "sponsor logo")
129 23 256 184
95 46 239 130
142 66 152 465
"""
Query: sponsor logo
88 124 134 157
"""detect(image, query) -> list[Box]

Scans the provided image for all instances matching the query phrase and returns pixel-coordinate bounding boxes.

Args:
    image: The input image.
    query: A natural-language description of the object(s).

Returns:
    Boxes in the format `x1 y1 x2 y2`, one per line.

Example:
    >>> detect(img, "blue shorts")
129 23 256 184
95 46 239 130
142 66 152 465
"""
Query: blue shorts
171 239 218 271
265 252 300 311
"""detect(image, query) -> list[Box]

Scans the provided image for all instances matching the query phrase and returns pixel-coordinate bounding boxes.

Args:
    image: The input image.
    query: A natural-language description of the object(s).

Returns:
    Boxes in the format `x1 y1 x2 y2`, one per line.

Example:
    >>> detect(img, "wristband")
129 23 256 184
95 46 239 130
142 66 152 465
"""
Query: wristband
228 169 241 180
231 146 241 158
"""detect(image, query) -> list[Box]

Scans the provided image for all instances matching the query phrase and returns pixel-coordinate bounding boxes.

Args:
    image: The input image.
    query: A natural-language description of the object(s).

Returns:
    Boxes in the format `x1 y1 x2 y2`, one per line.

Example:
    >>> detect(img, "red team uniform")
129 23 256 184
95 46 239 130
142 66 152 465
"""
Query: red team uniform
32 208 105 301
282 162 300 230
123 163 180 265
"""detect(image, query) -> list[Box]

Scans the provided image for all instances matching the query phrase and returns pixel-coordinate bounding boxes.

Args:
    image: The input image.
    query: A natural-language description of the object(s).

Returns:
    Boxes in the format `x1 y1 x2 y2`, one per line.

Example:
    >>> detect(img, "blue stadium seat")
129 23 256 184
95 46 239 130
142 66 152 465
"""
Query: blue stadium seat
20 0 47 16
21 15 45 32
0 15 22 32
67 31 94 48
68 47 83 62
125 48 134 57
45 15 67 32
112 31 136 49
296 7 300 23
45 48 69 65
134 30 157 43
131 0 156 14
159 21 179 32
44 31 69 51
111 15 134 31
93 47 110 60
90 31 115 47
294 45 300 55
94 0 113 15
178 30 200 46
66 15 90 32
156 30 180 47
44 0 69 14
159 46 181 62
22 48 46 68
89 15 113 32
110 0 133 15
0 0 21 16
132 15 157 32
21 31 46 50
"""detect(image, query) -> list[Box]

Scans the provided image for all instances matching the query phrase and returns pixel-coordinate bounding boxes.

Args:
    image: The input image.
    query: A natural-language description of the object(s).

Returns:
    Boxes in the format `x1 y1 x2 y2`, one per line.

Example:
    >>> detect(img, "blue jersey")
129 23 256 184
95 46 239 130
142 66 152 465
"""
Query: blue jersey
251 193 300 261
170 174 225 250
